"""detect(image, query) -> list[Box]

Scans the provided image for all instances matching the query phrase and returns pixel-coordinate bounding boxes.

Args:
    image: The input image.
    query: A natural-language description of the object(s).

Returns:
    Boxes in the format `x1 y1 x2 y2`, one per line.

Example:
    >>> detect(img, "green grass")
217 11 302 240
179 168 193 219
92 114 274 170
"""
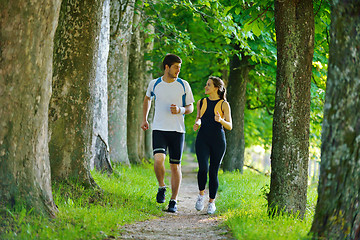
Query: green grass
217 169 318 240
1 162 164 239
0 159 318 240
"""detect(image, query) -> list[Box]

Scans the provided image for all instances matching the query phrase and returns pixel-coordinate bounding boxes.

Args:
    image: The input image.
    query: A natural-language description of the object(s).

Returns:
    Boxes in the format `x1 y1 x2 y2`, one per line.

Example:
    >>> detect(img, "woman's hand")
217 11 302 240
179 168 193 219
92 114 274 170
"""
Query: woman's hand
214 111 223 123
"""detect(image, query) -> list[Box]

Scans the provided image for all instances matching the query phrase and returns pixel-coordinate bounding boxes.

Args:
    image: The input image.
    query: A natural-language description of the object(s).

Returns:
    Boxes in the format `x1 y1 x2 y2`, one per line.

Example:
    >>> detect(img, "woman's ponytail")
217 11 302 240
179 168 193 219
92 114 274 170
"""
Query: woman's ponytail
209 76 227 101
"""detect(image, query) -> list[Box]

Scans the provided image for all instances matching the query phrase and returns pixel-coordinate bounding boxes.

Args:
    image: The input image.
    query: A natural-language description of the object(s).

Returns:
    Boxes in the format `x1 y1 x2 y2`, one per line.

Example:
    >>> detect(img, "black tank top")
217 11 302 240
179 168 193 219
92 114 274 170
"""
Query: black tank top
200 98 223 132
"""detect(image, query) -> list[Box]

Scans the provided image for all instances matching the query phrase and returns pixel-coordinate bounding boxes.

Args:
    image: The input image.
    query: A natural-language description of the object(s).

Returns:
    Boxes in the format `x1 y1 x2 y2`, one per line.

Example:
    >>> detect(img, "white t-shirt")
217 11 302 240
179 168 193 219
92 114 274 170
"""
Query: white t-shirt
146 77 194 133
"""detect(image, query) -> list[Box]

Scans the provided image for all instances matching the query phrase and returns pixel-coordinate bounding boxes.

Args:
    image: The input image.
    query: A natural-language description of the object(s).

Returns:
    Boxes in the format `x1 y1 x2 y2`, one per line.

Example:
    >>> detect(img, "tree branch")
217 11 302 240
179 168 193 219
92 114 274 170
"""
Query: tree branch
314 0 323 17
244 164 269 176
247 3 272 26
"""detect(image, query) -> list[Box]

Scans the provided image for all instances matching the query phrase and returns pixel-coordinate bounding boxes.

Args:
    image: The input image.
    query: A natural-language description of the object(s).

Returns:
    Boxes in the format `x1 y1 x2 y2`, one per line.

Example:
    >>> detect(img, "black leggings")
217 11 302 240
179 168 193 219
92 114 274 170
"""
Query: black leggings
195 129 226 199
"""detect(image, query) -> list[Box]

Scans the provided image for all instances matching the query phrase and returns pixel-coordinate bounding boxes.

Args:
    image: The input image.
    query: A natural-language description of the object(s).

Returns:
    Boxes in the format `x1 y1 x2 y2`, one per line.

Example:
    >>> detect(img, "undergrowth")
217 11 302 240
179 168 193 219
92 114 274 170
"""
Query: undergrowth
0 162 163 239
0 158 318 240
217 169 318 240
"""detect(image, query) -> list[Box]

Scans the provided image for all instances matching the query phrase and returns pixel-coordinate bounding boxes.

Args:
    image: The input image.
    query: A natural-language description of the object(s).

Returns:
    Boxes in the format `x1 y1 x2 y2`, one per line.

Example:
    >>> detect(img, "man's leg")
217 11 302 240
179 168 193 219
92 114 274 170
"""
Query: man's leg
170 163 182 200
167 131 184 212
154 153 166 187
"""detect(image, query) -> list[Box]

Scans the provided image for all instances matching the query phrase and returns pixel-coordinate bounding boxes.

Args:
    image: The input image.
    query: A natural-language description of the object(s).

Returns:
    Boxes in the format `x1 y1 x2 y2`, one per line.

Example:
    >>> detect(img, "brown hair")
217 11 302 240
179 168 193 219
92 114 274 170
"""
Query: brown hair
162 54 182 71
209 76 226 100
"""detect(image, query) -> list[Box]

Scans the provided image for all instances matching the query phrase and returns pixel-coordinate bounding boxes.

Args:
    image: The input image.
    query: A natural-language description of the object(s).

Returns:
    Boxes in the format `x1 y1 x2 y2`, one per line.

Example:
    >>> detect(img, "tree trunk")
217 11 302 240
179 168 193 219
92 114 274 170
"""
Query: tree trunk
91 0 112 174
143 25 155 161
49 0 105 187
310 1 360 239
268 0 314 218
222 49 250 172
0 0 61 217
107 0 135 165
127 2 145 164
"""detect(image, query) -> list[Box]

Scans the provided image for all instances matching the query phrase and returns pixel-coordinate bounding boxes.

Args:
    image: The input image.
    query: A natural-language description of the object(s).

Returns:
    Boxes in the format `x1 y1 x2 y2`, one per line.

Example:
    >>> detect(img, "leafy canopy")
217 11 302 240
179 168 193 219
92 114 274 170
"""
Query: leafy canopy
140 0 329 151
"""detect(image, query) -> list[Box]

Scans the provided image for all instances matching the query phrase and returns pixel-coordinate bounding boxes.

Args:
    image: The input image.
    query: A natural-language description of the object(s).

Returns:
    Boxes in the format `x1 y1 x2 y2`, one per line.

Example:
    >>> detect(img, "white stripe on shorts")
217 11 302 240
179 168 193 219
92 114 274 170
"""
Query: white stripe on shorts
153 148 166 153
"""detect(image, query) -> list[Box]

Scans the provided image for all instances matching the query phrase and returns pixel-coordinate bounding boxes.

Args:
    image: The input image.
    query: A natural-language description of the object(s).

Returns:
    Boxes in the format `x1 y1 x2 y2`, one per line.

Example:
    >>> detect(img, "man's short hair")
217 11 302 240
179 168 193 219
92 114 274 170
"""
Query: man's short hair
162 54 182 71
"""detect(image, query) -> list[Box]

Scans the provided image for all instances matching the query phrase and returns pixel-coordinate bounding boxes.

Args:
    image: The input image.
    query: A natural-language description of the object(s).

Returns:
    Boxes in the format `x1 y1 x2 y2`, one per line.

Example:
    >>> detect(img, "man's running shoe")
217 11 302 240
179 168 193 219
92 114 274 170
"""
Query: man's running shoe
167 199 177 213
195 194 205 211
207 202 216 214
156 187 166 203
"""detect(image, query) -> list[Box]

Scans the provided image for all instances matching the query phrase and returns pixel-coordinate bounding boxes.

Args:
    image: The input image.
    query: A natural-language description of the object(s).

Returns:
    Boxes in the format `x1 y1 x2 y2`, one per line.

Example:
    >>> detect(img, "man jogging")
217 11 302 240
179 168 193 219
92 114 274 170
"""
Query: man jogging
141 54 194 212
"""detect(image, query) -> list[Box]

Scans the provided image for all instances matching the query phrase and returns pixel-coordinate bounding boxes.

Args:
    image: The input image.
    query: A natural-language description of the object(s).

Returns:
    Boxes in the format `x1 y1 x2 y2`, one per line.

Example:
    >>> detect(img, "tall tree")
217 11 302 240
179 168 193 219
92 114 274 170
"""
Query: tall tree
143 25 155 160
91 0 113 173
108 0 135 165
127 1 146 164
310 1 360 239
49 0 105 187
0 0 61 217
222 49 251 172
268 0 314 218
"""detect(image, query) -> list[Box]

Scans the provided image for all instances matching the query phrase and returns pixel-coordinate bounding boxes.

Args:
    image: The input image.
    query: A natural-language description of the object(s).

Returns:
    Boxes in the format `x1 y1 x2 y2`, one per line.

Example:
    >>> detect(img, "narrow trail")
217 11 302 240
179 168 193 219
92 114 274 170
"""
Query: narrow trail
118 154 234 239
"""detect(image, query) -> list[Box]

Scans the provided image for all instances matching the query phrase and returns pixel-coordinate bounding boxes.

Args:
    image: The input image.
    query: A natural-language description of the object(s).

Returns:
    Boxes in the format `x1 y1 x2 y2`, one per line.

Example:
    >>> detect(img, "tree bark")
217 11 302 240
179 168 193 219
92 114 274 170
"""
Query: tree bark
222 49 250 172
49 0 105 187
91 0 112 174
143 25 155 161
268 0 314 218
0 0 61 217
107 0 135 165
127 2 145 164
310 1 360 239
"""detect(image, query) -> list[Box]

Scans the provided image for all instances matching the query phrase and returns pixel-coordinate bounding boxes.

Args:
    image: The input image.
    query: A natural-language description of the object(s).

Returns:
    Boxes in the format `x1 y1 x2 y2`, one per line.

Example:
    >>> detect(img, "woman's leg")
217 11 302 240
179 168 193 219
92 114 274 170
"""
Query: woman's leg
195 134 210 192
208 135 226 201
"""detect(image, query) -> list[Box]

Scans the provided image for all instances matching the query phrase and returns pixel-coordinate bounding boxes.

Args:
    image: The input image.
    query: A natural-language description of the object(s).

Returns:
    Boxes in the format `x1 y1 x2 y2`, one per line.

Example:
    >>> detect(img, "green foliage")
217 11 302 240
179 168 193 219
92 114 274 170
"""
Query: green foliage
142 0 277 150
218 170 318 239
309 0 330 151
0 164 163 239
141 0 329 152
244 108 273 149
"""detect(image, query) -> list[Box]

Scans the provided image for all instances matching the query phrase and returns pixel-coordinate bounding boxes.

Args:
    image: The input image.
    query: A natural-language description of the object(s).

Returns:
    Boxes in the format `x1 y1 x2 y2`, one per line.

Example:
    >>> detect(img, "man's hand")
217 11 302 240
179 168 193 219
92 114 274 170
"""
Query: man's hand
193 119 201 131
170 104 179 114
141 121 149 131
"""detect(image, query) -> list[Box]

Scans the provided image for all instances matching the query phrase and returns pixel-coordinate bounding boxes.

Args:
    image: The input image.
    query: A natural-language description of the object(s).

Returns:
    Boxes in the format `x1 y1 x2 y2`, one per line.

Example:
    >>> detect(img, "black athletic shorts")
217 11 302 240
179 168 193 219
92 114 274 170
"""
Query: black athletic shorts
152 130 185 164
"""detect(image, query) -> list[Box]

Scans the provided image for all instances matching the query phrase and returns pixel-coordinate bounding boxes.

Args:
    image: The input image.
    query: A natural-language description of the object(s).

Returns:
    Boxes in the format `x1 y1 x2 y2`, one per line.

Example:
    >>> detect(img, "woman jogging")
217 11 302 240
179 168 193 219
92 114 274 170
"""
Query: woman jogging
193 76 232 214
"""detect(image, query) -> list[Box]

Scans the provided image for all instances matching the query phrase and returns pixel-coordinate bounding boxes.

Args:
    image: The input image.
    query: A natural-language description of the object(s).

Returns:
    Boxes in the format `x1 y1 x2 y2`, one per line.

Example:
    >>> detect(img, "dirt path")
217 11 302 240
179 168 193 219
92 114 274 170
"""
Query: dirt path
118 154 234 239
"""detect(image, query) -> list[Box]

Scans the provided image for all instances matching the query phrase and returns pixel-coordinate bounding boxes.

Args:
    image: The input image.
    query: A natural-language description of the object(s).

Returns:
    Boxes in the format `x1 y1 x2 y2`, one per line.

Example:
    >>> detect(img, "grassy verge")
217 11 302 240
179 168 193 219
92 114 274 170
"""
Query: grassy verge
1 162 163 239
1 159 318 240
217 169 318 240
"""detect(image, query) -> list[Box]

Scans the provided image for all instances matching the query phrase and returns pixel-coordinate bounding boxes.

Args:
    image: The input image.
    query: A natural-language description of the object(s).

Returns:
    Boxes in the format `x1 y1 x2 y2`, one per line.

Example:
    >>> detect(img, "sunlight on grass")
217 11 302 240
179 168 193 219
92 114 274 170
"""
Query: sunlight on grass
217 170 317 240
1 163 163 239
1 160 318 240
